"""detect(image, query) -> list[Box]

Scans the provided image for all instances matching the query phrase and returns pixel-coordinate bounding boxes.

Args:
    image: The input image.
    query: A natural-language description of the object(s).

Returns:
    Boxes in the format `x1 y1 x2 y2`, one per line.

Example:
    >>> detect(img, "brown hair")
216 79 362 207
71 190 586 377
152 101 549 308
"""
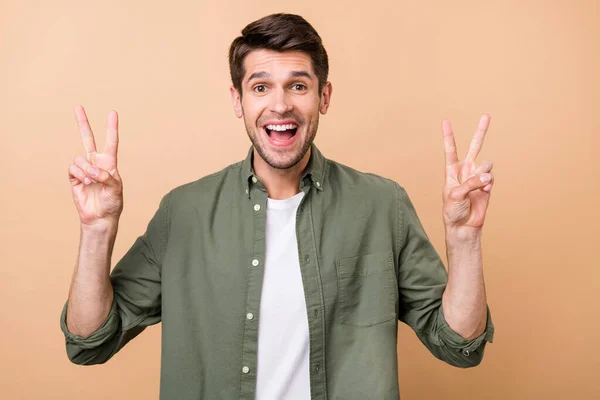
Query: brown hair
228 13 329 96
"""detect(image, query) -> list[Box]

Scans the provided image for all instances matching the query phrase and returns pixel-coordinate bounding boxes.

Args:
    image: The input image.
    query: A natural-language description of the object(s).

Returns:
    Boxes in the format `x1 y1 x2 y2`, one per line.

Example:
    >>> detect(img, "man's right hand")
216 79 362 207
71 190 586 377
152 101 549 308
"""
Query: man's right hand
68 106 123 230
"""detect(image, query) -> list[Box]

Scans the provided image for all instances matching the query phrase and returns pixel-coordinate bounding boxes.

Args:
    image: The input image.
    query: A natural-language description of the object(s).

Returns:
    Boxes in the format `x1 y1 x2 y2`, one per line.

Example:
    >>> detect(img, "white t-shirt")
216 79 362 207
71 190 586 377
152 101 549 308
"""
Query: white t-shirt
255 191 310 400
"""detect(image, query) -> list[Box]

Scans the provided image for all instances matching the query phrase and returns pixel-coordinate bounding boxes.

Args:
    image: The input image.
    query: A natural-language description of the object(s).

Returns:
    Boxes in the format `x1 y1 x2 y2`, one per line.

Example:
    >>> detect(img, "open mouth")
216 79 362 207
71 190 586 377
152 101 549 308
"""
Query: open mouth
264 123 298 145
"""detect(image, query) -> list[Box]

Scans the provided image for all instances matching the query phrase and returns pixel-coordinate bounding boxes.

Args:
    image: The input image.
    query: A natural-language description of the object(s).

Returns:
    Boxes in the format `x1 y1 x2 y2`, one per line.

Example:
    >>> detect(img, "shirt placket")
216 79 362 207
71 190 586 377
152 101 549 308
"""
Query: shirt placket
239 178 268 400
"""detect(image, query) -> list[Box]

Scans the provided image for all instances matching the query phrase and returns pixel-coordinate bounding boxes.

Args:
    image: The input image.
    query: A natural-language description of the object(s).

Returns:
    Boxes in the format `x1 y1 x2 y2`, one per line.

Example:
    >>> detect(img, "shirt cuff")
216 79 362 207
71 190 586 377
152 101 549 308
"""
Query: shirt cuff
437 304 495 356
60 296 120 350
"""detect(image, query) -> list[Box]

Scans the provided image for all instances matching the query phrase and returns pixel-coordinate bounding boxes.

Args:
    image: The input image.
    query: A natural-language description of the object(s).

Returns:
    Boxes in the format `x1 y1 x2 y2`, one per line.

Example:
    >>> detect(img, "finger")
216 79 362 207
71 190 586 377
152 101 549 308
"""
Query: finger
74 105 97 158
449 172 494 200
469 160 494 178
68 164 91 186
483 182 493 192
104 110 119 160
442 119 459 167
73 155 98 183
465 114 491 163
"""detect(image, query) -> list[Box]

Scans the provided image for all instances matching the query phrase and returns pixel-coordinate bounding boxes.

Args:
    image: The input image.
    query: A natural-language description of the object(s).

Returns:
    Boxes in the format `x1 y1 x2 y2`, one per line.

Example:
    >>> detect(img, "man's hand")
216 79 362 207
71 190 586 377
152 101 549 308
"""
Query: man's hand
68 106 124 231
441 114 494 237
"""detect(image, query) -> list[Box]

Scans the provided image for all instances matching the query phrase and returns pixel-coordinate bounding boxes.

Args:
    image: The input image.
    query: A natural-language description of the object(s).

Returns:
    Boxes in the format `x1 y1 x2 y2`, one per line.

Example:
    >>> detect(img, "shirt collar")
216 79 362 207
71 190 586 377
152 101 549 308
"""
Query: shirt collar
242 143 326 196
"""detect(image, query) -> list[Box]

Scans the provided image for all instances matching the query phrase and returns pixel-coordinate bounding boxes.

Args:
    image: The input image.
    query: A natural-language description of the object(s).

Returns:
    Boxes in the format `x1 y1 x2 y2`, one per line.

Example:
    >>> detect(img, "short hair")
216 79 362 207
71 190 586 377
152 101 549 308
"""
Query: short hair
228 13 329 95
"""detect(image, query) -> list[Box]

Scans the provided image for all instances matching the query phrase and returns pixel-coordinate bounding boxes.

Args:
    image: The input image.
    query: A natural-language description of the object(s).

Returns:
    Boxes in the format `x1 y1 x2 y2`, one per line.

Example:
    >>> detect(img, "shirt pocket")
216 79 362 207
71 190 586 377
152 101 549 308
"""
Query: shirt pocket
335 251 398 327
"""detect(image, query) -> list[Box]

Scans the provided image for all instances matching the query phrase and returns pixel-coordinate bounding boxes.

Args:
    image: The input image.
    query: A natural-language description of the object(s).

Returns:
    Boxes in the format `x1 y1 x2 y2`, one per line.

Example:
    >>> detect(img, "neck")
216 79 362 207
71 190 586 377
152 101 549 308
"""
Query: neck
252 148 311 200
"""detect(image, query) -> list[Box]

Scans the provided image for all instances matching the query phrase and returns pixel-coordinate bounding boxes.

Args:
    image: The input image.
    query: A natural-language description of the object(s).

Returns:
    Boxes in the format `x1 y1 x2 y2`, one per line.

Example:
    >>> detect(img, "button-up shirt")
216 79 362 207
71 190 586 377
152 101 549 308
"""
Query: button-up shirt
60 144 495 399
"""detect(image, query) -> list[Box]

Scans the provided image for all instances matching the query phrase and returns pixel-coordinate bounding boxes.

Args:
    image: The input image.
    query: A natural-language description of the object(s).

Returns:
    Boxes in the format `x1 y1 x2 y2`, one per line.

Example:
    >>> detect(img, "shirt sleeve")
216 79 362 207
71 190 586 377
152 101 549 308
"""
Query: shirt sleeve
395 184 494 368
59 191 171 365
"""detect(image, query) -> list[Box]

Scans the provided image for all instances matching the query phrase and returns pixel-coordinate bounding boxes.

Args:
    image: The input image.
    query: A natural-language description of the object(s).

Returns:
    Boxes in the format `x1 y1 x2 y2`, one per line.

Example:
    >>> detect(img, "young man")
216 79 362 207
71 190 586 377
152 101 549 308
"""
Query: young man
62 13 495 400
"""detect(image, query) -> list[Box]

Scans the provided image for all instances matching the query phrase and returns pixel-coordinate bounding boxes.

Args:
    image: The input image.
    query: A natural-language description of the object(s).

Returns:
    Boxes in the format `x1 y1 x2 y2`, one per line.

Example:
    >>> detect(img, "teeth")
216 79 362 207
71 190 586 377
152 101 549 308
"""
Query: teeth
266 123 298 131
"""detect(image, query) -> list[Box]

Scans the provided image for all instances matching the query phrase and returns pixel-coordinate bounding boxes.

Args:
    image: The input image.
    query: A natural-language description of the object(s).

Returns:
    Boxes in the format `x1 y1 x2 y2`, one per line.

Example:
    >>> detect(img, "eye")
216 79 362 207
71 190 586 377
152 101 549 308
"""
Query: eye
253 85 267 93
292 84 307 91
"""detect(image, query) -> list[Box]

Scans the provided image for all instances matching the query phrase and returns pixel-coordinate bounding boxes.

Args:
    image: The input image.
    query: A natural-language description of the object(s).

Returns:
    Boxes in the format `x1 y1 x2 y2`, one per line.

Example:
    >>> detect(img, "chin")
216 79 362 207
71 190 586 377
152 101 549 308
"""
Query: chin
261 150 303 170
256 140 309 170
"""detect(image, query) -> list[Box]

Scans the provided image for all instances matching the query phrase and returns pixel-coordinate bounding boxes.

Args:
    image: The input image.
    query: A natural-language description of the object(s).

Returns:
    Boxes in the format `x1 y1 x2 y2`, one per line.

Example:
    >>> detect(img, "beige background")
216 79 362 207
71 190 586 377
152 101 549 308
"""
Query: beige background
1 0 598 399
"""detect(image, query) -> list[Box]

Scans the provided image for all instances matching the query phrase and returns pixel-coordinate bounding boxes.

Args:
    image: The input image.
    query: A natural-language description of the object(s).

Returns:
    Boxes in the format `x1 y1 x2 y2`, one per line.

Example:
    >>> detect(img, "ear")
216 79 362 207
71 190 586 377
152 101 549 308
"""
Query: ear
230 86 243 118
319 82 333 115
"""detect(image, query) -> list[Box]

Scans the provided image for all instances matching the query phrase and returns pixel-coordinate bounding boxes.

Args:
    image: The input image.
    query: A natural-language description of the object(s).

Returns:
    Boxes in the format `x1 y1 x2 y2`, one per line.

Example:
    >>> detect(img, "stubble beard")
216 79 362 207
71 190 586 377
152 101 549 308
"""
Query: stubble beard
244 114 319 170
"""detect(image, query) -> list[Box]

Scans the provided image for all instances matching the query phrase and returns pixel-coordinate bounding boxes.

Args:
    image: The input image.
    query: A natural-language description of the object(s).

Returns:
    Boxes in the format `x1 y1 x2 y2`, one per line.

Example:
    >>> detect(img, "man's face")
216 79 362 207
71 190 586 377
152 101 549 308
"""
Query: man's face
231 49 332 170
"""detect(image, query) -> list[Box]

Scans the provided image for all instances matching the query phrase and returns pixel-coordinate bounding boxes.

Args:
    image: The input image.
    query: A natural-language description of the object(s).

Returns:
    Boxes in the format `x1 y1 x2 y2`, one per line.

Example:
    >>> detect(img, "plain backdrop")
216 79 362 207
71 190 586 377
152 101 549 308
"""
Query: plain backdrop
1 0 598 399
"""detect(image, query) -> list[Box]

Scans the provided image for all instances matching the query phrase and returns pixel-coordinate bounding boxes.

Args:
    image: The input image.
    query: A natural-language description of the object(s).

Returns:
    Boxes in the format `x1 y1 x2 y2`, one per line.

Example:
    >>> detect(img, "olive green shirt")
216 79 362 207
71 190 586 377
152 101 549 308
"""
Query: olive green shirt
60 144 494 399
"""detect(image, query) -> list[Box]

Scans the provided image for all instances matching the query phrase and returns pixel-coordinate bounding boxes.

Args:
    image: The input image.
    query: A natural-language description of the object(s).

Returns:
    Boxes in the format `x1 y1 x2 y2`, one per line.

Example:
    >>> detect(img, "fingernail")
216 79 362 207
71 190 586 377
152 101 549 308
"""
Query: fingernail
480 173 491 183
87 167 98 177
84 177 91 185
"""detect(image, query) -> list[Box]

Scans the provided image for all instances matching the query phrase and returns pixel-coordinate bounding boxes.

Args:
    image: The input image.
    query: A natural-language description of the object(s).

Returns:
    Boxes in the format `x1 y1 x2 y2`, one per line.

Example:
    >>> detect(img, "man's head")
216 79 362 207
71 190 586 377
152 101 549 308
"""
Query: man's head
229 13 332 170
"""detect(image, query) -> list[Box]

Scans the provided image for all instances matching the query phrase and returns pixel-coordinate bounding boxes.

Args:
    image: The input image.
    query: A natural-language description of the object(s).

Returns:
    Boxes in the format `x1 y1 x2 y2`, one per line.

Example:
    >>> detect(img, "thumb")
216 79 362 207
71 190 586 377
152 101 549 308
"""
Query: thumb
86 166 121 190
451 173 493 200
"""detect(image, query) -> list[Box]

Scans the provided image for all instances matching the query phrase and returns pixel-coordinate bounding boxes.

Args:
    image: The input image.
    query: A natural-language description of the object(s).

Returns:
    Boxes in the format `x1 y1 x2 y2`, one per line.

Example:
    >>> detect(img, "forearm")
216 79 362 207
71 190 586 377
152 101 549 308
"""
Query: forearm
66 223 118 337
441 228 488 341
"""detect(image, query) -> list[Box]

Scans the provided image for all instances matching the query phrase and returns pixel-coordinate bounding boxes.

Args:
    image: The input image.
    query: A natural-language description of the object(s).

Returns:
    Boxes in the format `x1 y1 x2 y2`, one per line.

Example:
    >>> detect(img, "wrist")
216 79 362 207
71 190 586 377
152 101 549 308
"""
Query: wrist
80 219 119 237
445 226 482 246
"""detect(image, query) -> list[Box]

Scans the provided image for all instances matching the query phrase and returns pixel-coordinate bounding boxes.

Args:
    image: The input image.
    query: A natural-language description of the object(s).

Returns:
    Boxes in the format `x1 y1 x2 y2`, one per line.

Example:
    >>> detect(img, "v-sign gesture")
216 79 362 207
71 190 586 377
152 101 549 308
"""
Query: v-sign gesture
442 114 494 236
68 106 124 229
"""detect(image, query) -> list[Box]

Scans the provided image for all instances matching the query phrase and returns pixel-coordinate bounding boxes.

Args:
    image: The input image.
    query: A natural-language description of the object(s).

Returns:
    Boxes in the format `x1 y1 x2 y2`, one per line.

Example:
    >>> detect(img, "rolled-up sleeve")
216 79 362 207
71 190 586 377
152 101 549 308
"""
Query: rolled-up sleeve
395 184 494 368
59 191 171 365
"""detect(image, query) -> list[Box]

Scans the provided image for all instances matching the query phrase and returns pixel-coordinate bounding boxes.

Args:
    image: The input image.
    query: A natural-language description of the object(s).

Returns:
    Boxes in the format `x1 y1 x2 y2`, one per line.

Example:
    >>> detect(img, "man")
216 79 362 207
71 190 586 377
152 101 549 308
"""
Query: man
61 13 495 400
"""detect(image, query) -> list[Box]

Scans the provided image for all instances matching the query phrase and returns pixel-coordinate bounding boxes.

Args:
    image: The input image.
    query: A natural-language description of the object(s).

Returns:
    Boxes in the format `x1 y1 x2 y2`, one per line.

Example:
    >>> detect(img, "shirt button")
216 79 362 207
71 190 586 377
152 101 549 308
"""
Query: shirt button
315 181 320 187
251 176 258 183
245 188 249 194
242 366 250 374
254 204 261 211
252 259 259 266
246 313 254 320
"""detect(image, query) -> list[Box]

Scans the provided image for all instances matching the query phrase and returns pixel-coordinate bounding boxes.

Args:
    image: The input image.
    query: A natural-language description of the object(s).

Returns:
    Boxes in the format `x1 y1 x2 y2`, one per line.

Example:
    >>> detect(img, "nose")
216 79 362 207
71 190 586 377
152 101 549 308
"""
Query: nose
268 88 293 115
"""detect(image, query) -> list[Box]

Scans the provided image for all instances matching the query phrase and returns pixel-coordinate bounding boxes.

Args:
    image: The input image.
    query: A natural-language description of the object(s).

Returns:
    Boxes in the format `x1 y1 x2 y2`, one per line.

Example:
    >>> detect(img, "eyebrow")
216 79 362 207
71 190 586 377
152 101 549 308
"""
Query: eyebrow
246 70 313 82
